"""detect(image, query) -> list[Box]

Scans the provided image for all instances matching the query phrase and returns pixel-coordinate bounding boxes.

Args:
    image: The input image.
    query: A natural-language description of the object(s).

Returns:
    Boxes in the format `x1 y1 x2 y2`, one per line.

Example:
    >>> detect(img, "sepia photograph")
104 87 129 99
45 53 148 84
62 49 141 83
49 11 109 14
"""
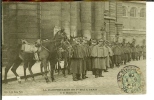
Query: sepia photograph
2 1 146 95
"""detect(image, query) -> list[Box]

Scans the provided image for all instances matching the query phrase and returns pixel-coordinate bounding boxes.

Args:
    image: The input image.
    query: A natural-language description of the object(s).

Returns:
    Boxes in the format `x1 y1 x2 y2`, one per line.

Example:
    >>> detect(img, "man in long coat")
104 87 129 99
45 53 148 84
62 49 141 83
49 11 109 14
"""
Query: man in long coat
120 43 125 65
70 37 86 81
127 43 132 62
81 37 90 79
138 45 142 60
91 39 106 78
131 45 136 61
142 45 146 60
108 43 114 68
123 44 129 65
135 45 139 61
89 39 97 75
104 41 110 72
112 42 121 67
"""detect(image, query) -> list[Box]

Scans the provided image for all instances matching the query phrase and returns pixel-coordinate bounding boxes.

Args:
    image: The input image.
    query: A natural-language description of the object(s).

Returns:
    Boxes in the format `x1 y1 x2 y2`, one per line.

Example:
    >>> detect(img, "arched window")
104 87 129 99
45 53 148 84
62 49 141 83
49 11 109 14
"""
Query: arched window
140 8 145 17
122 6 127 16
130 7 137 17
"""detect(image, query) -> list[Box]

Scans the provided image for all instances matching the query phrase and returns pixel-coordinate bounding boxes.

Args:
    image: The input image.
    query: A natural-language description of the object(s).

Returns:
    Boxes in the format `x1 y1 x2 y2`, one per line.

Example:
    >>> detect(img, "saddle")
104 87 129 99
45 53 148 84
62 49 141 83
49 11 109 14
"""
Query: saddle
20 40 39 61
21 40 38 53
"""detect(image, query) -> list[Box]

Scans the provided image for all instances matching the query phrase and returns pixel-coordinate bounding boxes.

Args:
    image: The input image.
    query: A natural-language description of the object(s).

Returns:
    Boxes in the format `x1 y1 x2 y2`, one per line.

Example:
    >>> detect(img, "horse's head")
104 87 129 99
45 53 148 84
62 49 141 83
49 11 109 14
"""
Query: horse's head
54 29 68 42
35 39 41 47
67 45 74 58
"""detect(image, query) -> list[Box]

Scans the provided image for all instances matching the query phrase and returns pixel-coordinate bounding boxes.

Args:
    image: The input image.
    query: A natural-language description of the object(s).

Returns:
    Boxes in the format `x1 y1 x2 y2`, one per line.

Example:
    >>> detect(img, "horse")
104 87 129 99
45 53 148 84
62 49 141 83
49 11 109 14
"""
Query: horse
56 39 74 76
4 40 37 84
35 30 68 83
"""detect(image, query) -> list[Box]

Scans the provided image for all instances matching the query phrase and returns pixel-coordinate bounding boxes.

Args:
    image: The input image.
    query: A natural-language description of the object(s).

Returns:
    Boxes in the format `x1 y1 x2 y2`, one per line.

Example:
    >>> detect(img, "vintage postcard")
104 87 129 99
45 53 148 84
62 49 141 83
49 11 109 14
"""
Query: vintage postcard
2 0 146 96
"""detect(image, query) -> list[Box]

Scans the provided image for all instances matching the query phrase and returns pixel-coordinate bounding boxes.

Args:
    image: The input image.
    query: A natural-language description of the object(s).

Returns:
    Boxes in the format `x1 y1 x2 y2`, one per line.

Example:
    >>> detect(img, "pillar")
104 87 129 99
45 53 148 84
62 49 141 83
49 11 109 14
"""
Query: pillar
116 2 123 42
70 2 78 37
61 2 71 39
94 2 104 39
80 2 91 40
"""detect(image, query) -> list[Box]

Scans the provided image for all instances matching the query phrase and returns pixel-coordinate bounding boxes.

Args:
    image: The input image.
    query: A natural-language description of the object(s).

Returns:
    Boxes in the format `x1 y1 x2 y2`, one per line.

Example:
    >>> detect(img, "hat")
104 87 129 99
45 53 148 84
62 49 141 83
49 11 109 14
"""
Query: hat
91 39 97 43
105 40 110 44
83 37 87 40
98 39 104 42
74 37 80 41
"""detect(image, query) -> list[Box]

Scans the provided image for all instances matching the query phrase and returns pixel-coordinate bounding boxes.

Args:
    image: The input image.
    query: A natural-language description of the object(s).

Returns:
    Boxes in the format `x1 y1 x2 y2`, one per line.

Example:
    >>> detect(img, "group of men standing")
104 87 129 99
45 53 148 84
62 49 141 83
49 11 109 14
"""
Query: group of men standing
68 37 146 81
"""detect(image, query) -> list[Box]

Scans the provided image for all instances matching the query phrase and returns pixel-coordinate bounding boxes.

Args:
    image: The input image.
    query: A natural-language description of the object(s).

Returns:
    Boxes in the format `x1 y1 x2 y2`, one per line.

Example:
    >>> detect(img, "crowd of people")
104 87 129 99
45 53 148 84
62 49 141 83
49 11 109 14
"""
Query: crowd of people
69 37 146 81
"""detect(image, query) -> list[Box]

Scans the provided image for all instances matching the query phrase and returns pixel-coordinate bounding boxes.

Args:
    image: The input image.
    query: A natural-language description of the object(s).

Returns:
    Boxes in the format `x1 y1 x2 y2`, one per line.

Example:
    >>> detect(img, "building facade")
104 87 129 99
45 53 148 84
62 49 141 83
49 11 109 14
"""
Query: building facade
2 1 146 65
120 1 146 45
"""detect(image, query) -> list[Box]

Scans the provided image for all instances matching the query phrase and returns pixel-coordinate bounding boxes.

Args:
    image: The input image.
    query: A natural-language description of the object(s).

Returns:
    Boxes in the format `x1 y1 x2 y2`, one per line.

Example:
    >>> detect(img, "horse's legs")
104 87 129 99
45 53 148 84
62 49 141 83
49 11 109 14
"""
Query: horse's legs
67 58 71 75
4 61 14 84
63 59 67 78
55 63 57 73
50 60 56 82
11 58 22 83
40 62 44 76
42 59 49 83
58 61 61 75
28 60 36 80
23 62 28 81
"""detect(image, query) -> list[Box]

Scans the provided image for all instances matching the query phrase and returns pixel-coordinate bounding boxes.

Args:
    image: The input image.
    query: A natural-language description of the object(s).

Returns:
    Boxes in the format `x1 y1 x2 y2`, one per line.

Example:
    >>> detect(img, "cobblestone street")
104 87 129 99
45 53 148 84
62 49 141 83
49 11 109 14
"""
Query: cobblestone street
2 59 146 95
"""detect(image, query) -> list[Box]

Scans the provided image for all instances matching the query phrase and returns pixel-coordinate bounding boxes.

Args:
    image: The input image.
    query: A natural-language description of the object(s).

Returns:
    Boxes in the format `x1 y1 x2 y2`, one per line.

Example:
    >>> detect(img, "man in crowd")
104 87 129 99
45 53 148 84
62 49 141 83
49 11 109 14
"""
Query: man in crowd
127 43 132 62
104 41 110 72
136 45 139 61
142 45 146 60
81 37 90 79
91 39 106 78
112 42 121 67
131 44 136 61
89 39 97 76
107 41 114 68
138 45 143 60
124 43 130 64
120 43 125 65
70 37 86 81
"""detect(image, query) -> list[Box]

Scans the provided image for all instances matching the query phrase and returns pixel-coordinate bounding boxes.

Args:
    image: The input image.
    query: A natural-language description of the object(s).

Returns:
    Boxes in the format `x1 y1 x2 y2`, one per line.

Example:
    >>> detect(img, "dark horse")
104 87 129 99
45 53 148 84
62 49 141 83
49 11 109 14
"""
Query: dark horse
56 39 74 76
35 30 68 83
4 40 36 84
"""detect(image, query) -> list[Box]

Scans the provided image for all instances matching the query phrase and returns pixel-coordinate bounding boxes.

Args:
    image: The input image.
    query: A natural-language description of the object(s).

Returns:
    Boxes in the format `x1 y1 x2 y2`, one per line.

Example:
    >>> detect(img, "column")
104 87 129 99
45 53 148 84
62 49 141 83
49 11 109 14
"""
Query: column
70 2 78 37
94 2 104 39
61 2 71 39
41 2 61 39
116 2 123 42
81 2 91 40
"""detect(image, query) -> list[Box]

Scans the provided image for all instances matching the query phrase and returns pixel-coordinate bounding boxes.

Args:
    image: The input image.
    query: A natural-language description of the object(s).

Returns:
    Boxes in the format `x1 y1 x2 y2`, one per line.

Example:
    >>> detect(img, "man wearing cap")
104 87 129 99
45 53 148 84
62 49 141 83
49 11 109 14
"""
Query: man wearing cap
127 43 132 62
104 41 110 72
112 41 121 67
91 39 106 78
81 37 90 79
138 45 142 60
142 45 146 60
135 45 139 61
131 44 136 61
70 37 85 81
90 39 98 76
123 43 129 65
108 42 114 68
120 43 125 65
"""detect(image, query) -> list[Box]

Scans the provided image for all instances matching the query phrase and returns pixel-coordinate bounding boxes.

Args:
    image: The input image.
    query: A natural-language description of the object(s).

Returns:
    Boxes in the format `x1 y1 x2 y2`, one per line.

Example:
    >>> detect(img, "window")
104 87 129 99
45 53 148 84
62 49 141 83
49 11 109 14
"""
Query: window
140 8 145 17
122 6 127 16
130 7 137 17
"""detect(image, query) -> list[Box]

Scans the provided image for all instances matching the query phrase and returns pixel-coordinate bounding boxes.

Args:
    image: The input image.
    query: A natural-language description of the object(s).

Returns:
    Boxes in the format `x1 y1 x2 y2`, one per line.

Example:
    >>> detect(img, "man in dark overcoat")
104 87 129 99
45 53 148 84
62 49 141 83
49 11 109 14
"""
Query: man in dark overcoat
91 39 106 78
112 42 121 67
70 37 85 81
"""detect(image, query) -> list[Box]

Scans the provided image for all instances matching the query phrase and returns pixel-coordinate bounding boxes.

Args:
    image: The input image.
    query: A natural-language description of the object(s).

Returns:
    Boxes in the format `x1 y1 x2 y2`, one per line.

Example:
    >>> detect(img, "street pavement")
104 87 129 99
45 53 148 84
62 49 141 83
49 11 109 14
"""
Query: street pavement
2 59 146 95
